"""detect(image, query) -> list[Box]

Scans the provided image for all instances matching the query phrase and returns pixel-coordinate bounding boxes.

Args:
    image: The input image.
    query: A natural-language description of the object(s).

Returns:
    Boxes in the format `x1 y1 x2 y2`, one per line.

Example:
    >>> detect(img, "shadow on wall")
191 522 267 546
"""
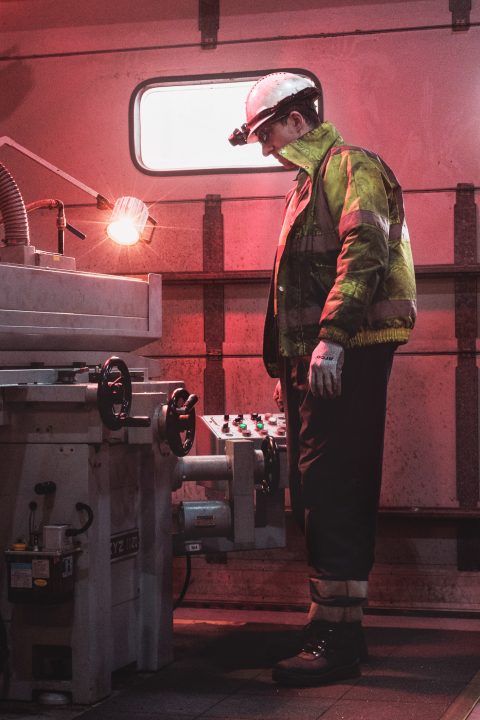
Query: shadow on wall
0 53 34 121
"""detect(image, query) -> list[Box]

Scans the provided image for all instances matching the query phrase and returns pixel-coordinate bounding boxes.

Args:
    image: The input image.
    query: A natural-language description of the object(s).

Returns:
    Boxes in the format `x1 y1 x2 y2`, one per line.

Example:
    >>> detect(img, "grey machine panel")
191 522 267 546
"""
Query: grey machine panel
0 263 161 351
197 412 287 453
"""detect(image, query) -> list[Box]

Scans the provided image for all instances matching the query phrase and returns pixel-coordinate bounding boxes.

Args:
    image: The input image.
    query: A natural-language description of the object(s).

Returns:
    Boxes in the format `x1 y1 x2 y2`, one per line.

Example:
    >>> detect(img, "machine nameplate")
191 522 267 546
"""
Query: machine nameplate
111 529 139 562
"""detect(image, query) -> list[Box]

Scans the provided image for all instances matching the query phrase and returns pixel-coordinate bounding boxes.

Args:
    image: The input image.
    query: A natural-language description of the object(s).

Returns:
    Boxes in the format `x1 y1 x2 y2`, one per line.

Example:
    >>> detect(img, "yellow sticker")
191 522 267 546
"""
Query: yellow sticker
33 579 48 588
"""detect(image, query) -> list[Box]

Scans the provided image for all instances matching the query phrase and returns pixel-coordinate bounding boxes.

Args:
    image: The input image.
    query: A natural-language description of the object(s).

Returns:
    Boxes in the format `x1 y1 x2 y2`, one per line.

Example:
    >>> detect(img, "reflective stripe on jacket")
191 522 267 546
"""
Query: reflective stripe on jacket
263 122 417 378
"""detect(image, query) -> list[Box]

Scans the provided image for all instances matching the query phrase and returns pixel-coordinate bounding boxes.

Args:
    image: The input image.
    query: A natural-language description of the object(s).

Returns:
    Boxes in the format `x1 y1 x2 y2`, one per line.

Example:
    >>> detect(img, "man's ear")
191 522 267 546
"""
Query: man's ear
289 110 308 135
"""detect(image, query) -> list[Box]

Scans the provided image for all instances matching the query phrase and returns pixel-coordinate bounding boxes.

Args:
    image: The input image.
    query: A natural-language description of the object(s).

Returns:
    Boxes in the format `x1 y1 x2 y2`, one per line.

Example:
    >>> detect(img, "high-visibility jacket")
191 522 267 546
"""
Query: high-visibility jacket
263 122 417 378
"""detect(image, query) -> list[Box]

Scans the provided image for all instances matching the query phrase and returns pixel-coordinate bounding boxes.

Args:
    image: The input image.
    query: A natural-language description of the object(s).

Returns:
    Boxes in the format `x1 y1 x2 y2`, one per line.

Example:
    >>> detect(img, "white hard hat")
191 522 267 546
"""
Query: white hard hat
245 72 320 142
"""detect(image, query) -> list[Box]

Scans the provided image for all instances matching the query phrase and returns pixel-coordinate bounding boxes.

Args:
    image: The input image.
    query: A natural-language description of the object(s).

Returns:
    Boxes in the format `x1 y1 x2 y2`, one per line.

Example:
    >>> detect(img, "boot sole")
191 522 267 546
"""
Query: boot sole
272 660 361 687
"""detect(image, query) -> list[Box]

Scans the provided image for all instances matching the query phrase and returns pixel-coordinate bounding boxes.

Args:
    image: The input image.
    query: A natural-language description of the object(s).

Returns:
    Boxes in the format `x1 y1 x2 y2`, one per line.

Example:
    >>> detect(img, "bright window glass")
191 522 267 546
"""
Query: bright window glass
136 79 278 173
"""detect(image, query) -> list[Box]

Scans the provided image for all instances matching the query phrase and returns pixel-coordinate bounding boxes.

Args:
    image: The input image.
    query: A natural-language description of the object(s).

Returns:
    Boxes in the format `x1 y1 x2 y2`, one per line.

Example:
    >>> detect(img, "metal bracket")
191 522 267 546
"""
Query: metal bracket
449 0 471 31
199 0 220 48
206 348 223 359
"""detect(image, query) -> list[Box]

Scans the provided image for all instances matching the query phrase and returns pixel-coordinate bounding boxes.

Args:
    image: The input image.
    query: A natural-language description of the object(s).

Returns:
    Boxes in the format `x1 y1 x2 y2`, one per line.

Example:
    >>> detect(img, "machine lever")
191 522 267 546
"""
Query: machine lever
180 394 199 414
66 502 94 537
66 222 86 240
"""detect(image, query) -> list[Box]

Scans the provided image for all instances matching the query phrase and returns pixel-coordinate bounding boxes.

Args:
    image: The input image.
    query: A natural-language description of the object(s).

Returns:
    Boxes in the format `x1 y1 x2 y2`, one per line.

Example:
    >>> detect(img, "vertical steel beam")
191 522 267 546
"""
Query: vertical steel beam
198 0 220 48
449 0 472 31
203 194 225 414
454 183 479 568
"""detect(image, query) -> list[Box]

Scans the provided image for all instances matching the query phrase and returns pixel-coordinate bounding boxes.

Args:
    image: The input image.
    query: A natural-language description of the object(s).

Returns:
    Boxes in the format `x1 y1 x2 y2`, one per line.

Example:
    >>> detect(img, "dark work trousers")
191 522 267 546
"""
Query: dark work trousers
280 343 396 582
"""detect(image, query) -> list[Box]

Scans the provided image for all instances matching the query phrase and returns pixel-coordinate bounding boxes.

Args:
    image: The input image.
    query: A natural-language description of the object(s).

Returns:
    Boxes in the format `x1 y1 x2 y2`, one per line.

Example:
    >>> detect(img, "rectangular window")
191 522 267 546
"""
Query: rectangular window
129 70 320 175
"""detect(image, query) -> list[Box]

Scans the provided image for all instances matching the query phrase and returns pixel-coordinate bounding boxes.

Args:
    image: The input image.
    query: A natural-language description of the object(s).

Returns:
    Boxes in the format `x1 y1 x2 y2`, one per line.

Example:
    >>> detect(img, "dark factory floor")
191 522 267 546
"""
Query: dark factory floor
2 610 480 720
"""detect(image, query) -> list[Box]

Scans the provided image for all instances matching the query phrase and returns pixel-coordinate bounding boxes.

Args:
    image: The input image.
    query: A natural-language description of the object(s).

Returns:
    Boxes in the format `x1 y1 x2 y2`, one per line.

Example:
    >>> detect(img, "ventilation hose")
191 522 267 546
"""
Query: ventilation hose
0 162 30 246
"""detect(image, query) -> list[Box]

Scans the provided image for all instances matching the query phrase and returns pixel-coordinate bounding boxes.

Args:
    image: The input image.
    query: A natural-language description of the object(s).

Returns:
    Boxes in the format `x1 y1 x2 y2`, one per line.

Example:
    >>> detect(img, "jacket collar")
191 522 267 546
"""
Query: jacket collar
278 121 344 178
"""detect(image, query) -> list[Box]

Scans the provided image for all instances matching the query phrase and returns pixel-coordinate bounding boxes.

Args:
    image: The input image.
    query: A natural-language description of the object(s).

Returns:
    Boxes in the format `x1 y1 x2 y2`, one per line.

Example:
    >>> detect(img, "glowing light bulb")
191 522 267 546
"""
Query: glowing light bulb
107 219 140 246
107 196 149 246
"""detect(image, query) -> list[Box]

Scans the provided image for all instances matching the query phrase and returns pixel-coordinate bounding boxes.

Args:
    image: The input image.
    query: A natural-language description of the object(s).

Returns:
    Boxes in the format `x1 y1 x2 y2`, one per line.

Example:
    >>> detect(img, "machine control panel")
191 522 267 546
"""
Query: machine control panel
200 413 287 445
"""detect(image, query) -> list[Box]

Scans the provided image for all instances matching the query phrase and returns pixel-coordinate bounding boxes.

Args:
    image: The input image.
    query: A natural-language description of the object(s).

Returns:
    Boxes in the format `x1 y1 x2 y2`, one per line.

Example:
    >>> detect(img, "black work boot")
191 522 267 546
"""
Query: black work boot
272 621 361 687
301 619 369 662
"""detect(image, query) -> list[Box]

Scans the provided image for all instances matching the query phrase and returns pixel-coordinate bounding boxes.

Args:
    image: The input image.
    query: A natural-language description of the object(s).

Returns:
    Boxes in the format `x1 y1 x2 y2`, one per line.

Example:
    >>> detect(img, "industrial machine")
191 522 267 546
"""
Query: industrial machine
0 262 197 704
0 158 288 705
174 413 288 554
0 310 288 704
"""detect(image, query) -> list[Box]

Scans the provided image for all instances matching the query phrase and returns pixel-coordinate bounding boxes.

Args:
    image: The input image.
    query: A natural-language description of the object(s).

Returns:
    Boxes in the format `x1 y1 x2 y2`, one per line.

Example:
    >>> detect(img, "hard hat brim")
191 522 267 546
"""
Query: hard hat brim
245 111 277 143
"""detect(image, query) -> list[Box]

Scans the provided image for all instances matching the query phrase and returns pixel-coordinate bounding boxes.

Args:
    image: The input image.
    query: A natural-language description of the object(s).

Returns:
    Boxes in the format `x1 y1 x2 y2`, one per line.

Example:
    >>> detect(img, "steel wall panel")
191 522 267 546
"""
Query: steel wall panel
219 1 480 39
2 2 479 61
223 284 269 356
0 0 478 611
1 28 477 214
382 355 457 508
375 525 458 566
148 357 206 413
140 285 205 356
408 280 456 349
223 199 284 271
224 357 278 415
405 193 455 266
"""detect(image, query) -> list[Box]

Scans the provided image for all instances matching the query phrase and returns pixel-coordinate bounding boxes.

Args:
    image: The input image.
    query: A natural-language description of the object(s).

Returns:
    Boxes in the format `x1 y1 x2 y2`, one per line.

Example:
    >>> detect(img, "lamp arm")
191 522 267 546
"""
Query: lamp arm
0 136 153 246
0 136 102 203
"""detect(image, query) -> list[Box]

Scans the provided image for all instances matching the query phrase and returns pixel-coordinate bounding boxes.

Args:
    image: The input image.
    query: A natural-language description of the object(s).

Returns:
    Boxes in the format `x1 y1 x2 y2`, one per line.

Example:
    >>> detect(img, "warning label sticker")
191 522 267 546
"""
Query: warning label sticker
32 558 50 579
10 562 32 589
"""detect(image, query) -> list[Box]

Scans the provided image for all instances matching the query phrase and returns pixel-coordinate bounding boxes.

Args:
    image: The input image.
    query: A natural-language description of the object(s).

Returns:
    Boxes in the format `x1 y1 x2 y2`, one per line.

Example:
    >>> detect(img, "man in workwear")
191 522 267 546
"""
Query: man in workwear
229 72 416 686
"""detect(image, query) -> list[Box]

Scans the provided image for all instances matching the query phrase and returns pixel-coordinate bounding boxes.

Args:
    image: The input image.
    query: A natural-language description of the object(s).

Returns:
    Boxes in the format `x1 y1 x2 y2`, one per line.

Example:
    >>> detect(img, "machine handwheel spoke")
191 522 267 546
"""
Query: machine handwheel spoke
166 388 197 457
97 356 132 431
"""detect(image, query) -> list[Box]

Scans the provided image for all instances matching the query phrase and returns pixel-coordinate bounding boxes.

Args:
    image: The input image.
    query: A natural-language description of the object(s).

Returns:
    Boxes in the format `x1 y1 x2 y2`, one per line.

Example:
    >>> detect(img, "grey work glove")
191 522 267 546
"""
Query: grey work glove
308 339 344 398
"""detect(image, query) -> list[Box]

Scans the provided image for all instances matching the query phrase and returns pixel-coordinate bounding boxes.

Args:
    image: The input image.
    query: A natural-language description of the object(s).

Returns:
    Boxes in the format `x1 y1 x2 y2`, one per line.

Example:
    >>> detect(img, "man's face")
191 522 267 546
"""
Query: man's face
255 113 303 168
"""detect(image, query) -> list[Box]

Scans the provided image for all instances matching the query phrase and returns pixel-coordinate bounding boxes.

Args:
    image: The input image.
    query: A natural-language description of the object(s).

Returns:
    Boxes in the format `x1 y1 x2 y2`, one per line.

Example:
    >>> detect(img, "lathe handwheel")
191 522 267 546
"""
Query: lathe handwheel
166 388 197 457
97 356 132 431
261 435 280 495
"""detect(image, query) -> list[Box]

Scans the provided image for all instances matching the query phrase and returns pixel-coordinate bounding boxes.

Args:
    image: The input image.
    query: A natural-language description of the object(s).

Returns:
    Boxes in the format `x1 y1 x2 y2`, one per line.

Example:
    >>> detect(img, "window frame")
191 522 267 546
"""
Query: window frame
129 68 322 176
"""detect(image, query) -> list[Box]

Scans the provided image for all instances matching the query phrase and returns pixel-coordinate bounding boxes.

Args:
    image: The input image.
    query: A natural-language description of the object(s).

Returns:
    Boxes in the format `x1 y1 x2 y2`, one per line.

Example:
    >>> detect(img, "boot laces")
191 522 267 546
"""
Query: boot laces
302 638 328 658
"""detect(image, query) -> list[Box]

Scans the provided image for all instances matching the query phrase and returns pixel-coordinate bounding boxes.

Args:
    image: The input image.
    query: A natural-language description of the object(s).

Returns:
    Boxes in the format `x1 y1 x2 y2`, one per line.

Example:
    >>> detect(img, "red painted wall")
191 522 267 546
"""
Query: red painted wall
1 0 479 607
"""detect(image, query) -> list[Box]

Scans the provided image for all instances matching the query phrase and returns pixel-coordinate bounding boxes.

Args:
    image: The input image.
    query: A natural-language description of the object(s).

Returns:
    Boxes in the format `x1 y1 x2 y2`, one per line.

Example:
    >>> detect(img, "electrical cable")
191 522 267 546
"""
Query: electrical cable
173 552 192 610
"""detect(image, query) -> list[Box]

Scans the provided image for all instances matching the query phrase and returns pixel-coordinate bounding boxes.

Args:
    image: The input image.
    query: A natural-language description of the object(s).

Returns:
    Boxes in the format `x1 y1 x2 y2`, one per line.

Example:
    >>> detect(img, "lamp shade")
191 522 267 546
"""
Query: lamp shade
107 196 149 246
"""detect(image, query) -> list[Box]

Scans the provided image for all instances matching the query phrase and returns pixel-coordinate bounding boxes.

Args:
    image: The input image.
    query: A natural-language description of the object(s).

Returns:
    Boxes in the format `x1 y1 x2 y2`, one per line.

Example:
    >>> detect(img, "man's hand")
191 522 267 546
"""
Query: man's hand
308 340 344 398
273 380 284 411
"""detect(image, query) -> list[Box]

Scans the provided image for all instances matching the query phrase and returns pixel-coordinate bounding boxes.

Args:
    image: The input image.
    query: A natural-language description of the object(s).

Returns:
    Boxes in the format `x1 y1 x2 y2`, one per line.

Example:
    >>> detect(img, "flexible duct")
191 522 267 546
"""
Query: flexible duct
0 162 30 245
